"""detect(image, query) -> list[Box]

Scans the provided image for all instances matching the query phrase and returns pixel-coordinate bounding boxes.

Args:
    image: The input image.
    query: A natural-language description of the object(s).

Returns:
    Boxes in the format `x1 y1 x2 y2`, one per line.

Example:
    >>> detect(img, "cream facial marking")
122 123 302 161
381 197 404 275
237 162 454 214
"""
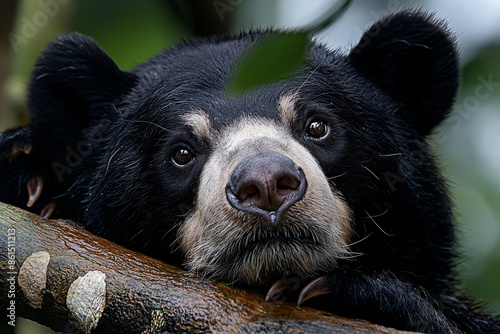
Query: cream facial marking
278 92 299 126
181 109 212 141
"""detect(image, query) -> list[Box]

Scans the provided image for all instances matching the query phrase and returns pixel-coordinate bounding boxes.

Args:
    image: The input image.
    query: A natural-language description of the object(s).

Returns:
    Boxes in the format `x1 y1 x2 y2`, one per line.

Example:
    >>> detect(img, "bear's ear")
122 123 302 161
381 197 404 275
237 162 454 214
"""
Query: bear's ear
27 33 137 132
347 11 460 135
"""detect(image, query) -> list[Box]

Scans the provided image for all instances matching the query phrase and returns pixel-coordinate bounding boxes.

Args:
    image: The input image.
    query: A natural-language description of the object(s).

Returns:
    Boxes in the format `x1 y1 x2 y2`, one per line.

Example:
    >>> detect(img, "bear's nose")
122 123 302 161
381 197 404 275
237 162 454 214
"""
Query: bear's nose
226 152 307 224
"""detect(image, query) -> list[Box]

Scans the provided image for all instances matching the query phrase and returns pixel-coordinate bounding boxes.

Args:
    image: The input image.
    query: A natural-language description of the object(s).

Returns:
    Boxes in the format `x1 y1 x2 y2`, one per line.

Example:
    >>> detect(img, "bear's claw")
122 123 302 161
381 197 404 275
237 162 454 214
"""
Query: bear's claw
297 276 331 306
27 177 43 207
4 142 32 159
23 143 33 155
41 201 56 218
265 279 289 301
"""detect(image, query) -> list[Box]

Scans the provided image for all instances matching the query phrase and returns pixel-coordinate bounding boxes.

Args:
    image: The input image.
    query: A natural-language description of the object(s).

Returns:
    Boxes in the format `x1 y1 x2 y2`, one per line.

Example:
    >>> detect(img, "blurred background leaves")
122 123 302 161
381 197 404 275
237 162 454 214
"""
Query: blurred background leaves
229 32 309 95
0 0 499 333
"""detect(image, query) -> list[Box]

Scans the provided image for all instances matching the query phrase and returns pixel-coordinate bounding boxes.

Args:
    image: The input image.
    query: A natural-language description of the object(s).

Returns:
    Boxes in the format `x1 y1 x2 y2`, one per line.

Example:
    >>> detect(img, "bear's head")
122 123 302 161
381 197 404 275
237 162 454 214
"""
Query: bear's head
24 11 459 288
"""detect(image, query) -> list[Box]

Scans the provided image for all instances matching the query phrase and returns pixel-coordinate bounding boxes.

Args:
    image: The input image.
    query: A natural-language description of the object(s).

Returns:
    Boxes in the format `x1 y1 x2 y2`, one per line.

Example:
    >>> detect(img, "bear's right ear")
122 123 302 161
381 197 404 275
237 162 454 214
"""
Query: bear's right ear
347 11 460 136
27 33 137 131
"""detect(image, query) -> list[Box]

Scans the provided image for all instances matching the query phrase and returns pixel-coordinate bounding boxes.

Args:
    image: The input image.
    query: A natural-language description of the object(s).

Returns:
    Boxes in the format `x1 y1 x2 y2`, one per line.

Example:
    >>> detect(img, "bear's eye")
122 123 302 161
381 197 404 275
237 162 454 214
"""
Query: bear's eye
172 148 193 166
307 120 329 139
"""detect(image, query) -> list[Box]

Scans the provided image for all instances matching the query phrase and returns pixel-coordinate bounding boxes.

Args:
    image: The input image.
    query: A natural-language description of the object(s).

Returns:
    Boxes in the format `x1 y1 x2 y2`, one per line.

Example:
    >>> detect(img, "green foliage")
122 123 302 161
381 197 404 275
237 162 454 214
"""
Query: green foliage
229 32 309 95
228 0 352 95
306 0 353 34
435 42 500 312
70 0 189 70
461 44 500 95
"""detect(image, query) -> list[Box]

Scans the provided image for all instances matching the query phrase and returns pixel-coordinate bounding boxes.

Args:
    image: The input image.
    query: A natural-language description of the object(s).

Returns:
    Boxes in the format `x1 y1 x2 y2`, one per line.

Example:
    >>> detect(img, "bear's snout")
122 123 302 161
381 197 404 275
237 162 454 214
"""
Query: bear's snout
225 152 307 224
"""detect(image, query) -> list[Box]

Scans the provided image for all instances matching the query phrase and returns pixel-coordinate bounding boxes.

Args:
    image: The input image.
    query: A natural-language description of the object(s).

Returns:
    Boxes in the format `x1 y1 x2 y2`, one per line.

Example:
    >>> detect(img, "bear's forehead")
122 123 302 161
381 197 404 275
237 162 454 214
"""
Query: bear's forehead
179 91 299 143
127 47 366 137
139 81 301 131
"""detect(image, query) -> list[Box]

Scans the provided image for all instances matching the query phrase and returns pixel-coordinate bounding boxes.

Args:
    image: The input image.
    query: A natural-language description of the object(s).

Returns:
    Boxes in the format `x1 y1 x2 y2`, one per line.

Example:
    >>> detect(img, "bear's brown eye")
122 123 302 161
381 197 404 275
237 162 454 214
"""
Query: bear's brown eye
172 148 192 166
307 121 329 139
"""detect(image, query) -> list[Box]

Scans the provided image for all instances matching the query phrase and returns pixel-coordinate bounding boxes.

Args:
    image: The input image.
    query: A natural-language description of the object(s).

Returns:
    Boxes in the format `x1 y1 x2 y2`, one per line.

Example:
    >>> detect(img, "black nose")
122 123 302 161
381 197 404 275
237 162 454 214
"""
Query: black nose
226 152 307 224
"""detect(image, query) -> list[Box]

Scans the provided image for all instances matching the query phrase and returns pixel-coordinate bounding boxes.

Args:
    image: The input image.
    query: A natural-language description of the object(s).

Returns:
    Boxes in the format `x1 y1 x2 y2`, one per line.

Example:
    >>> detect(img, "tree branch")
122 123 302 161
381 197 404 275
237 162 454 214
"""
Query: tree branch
0 202 415 333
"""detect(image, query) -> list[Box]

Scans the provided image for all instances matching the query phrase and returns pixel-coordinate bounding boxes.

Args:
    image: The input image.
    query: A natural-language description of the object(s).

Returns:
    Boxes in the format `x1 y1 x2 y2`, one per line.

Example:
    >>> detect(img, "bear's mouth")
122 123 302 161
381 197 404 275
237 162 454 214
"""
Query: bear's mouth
179 193 352 287
222 215 327 252
231 232 319 258
182 220 343 287
216 241 338 287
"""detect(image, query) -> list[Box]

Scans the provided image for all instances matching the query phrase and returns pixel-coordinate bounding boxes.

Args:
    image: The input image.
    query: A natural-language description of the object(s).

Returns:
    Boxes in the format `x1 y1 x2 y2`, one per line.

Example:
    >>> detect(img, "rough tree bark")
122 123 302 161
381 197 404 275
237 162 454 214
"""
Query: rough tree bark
0 202 417 333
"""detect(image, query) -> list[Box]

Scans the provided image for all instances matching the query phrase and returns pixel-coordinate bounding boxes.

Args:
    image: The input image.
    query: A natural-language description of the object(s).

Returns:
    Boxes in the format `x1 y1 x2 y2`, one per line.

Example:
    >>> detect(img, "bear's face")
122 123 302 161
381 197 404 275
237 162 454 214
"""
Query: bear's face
103 72 362 285
176 98 353 286
11 11 459 288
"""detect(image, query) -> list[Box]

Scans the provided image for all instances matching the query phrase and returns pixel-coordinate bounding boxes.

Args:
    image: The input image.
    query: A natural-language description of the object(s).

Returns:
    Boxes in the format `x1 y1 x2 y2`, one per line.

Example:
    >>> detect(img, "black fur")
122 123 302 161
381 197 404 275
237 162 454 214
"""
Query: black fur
1 11 498 333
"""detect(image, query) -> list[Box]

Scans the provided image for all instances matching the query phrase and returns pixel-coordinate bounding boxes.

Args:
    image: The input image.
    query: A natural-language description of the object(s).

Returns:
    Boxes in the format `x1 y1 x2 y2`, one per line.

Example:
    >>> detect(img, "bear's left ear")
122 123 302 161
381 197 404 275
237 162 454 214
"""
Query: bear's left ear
347 11 460 135
27 33 138 133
